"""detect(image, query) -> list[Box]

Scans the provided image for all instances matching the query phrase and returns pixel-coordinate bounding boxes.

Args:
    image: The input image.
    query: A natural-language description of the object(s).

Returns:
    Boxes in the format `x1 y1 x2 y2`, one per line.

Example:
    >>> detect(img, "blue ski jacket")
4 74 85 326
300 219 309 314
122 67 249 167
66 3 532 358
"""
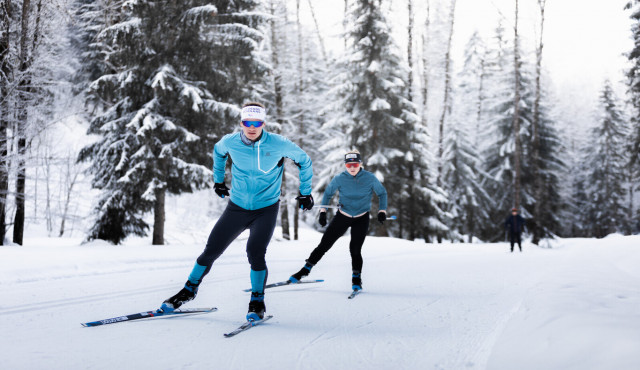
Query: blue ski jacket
213 130 313 210
321 169 387 216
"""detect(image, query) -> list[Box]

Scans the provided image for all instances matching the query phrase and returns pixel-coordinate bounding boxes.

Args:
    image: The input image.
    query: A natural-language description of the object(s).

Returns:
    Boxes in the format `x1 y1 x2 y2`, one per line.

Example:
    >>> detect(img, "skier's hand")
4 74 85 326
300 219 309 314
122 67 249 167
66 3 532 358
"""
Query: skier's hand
296 193 314 211
377 211 386 224
214 182 230 198
318 211 327 227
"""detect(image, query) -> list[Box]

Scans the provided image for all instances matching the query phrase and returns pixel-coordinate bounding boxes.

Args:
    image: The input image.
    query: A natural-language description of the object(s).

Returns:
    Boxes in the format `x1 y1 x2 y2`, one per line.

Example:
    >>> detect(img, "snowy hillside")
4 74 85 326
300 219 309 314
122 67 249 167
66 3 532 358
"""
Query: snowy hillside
1 227 639 370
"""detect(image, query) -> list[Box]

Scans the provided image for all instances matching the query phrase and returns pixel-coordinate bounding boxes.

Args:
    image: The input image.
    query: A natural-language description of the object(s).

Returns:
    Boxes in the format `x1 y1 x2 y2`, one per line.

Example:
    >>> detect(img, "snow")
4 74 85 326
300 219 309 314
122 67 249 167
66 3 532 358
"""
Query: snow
1 228 639 370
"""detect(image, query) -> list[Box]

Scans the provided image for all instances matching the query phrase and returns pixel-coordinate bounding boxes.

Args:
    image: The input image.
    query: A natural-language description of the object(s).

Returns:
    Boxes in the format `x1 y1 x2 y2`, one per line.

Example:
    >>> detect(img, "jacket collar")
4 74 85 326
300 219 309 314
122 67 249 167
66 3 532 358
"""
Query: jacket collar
240 130 266 146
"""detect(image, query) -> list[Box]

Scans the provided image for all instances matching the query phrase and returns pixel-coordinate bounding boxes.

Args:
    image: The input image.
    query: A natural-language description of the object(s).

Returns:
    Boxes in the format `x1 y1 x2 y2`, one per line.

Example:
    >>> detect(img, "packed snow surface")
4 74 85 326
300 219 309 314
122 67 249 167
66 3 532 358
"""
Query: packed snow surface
1 229 639 370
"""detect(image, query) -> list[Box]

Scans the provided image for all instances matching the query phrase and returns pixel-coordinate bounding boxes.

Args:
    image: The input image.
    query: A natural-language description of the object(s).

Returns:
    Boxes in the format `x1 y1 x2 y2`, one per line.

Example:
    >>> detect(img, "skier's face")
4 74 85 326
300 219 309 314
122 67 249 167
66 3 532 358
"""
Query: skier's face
345 162 360 176
241 119 264 140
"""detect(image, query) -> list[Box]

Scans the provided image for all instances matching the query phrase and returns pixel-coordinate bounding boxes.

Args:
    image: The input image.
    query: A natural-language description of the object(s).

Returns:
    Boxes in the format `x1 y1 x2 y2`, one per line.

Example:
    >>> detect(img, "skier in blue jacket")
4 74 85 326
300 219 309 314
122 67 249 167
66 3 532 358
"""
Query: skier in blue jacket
161 102 314 321
288 150 387 292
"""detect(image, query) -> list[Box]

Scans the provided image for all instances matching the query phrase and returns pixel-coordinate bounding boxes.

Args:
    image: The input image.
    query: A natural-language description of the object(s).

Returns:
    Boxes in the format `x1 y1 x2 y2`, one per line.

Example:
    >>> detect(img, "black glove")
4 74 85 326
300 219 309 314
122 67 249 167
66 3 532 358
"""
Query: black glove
214 182 230 198
377 211 386 224
296 193 314 211
318 211 327 227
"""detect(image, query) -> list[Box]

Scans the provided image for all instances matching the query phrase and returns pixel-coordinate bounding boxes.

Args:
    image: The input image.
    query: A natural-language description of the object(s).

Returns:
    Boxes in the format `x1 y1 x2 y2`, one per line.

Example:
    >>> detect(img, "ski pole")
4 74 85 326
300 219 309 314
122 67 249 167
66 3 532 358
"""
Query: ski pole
316 205 341 209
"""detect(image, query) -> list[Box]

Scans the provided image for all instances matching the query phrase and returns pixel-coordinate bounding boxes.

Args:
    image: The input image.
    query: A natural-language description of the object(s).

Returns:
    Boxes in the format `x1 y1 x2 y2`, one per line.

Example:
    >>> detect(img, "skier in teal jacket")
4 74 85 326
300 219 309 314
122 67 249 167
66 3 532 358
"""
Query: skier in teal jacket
288 150 387 292
161 102 314 321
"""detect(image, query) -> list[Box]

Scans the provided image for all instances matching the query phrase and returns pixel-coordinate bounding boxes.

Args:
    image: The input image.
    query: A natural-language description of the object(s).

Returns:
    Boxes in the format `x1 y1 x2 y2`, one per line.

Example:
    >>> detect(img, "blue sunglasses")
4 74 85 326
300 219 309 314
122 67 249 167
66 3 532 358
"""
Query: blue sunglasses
242 120 264 128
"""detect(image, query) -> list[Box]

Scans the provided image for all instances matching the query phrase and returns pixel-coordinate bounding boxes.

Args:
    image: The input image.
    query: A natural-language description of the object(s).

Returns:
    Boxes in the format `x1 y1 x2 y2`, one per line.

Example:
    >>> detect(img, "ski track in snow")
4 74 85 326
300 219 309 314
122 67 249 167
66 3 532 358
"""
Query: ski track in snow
1 234 640 369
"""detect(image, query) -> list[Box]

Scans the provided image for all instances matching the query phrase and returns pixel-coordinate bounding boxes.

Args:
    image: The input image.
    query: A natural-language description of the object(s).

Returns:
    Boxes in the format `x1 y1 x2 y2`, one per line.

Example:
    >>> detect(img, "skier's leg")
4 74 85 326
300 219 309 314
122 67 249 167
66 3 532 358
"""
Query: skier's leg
307 212 351 265
349 214 369 290
245 202 279 320
245 201 279 289
509 232 515 252
195 201 252 281
348 213 370 272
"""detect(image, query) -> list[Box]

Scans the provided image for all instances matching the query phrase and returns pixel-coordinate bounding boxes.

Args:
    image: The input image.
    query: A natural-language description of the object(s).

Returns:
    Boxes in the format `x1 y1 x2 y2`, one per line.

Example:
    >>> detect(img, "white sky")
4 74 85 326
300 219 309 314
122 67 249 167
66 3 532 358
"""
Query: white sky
298 0 634 103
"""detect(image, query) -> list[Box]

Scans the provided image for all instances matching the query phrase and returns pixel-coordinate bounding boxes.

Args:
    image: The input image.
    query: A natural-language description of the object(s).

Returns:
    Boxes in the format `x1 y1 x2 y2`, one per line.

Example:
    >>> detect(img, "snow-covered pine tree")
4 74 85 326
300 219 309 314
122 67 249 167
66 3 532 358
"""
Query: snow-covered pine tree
441 120 490 242
456 30 488 146
582 81 630 238
526 87 565 240
480 22 530 241
480 22 563 242
625 0 640 233
79 0 267 244
69 0 125 105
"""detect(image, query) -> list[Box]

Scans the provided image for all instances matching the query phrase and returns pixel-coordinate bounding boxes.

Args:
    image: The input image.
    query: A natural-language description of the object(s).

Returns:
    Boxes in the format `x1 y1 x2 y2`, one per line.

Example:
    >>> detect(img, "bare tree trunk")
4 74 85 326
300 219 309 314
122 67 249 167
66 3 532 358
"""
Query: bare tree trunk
475 56 486 148
531 0 547 245
270 0 290 240
0 0 12 245
512 0 522 211
59 153 80 237
343 0 349 49
405 0 415 240
407 0 414 101
436 0 457 187
306 0 329 66
420 0 430 128
152 187 165 245
294 0 306 240
13 0 33 246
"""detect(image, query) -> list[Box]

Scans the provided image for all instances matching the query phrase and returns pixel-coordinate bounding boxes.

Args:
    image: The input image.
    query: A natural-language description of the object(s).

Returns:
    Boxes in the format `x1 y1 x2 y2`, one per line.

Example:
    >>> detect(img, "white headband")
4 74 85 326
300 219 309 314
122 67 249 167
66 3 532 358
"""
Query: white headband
241 105 266 121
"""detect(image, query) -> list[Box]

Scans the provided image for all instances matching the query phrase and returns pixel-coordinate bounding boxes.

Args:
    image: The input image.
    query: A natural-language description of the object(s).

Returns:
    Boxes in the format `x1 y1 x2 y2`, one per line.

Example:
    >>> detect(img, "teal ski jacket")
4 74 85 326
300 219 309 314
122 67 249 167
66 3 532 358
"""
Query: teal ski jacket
321 169 387 216
213 130 313 210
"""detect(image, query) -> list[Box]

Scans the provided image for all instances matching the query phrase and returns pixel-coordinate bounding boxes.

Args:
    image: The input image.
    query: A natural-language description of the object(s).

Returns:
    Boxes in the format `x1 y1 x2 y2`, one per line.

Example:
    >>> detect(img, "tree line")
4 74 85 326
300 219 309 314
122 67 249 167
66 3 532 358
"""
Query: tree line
0 0 638 246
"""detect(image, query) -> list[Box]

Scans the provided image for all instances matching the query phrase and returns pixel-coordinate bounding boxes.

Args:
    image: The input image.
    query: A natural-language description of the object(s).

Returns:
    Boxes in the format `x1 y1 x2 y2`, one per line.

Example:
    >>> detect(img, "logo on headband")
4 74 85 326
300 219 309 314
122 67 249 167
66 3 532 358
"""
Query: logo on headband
344 153 361 163
241 106 266 121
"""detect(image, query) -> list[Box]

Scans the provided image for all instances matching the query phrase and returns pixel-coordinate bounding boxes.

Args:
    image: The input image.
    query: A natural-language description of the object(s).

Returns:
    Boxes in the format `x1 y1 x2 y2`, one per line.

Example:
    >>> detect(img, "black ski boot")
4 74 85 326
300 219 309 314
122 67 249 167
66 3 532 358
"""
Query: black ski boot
247 292 266 321
160 280 199 312
352 271 362 291
289 260 315 283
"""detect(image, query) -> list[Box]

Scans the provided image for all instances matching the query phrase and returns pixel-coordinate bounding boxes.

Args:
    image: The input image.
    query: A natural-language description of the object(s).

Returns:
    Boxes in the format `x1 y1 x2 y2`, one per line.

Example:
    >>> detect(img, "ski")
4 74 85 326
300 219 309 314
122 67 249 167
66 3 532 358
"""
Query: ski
223 315 274 338
242 279 324 292
81 307 217 327
348 290 362 299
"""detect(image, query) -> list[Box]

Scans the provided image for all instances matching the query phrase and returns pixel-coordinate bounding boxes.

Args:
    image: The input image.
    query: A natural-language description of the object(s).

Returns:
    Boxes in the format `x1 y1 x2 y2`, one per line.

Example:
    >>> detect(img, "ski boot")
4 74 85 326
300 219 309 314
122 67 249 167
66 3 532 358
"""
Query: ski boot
160 280 199 313
289 260 315 283
352 271 362 291
247 292 266 321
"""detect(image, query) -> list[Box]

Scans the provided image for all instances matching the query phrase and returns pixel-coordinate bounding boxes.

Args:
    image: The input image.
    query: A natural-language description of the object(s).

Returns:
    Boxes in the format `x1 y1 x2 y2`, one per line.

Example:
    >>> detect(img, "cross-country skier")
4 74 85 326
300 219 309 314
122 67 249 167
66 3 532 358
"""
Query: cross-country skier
505 207 525 252
288 150 387 292
160 102 314 321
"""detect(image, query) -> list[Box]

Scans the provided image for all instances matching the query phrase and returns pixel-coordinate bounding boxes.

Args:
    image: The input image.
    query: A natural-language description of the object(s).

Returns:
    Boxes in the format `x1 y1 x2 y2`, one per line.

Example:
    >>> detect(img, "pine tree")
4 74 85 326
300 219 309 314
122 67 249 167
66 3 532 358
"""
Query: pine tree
441 121 491 242
625 0 640 233
582 81 630 238
79 0 267 244
480 22 564 241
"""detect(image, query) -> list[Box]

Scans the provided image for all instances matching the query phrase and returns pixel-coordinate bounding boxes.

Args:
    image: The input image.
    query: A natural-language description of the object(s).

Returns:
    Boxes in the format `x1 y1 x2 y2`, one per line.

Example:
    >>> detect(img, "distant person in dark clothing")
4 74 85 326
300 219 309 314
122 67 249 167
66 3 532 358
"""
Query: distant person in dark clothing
505 207 525 252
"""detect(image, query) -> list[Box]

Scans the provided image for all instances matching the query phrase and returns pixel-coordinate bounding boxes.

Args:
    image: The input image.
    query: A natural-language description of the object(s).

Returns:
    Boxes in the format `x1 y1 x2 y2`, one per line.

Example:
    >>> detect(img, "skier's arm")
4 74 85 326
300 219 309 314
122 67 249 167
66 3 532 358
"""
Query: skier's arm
212 137 229 184
372 176 387 211
282 138 313 195
321 177 339 209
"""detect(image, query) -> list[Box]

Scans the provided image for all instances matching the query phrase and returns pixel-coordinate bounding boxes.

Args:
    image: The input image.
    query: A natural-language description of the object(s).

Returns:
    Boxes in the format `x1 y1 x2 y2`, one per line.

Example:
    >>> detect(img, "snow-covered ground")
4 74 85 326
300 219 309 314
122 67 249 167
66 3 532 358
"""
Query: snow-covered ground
1 226 639 370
